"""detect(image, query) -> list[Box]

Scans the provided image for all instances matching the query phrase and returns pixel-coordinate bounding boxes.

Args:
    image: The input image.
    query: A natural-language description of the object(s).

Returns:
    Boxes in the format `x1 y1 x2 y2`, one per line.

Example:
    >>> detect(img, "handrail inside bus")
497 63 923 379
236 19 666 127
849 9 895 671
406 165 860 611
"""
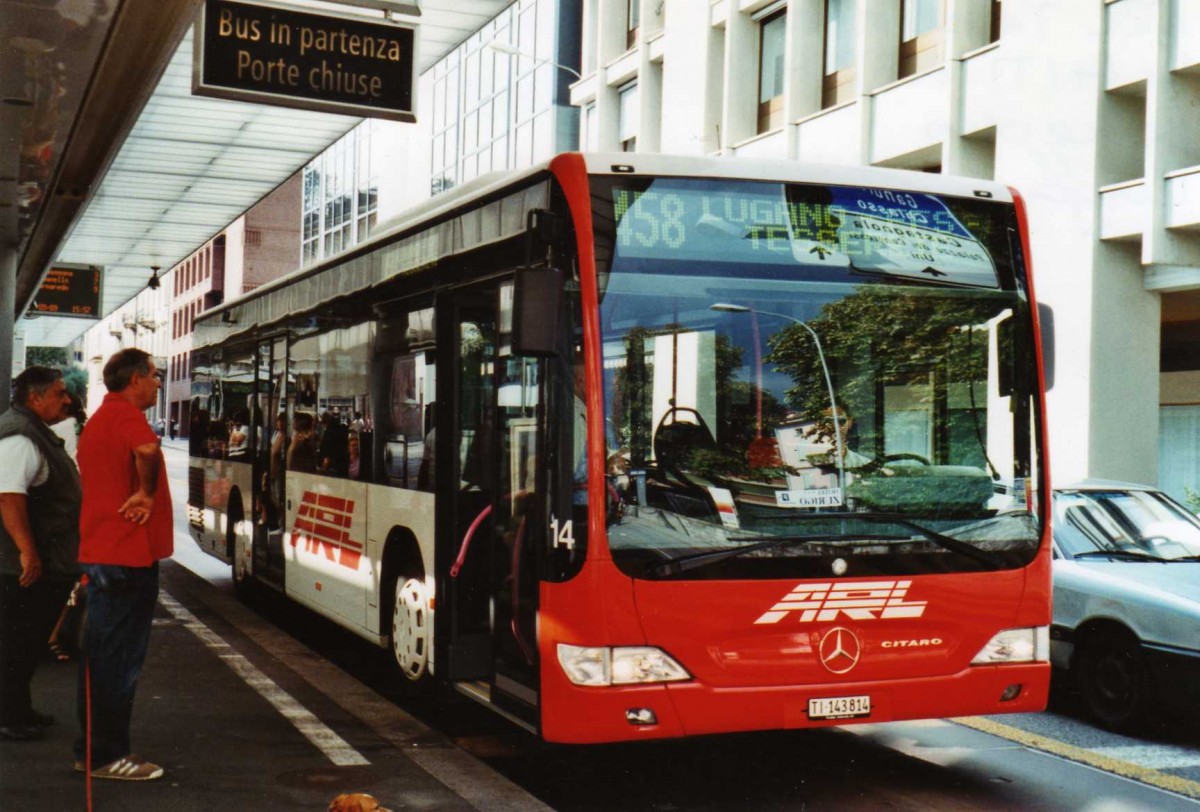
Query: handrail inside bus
511 513 535 665
450 503 492 578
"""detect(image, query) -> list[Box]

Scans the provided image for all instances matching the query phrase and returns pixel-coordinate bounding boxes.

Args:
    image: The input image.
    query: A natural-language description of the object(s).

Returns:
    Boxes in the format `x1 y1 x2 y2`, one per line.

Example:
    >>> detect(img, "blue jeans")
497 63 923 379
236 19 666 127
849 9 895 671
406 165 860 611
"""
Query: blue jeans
74 563 158 766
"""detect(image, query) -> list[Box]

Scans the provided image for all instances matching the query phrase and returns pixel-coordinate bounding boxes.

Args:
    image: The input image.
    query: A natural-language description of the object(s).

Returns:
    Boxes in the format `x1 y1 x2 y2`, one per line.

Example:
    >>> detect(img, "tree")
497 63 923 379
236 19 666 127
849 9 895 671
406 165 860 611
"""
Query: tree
27 346 67 367
764 286 999 454
63 368 88 402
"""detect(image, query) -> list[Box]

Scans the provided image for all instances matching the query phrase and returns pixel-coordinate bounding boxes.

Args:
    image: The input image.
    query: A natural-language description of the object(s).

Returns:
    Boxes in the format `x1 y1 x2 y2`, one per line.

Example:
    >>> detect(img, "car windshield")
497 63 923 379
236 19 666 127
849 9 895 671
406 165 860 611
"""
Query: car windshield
589 175 1044 580
1053 489 1200 560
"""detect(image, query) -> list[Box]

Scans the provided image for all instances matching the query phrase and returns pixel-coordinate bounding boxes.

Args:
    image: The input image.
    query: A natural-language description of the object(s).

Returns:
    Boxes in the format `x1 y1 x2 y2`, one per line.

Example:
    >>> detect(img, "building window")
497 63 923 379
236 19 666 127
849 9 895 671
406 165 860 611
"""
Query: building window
899 0 943 79
618 82 638 152
823 0 856 108
627 0 640 50
581 102 598 151
757 9 786 134
990 0 1001 43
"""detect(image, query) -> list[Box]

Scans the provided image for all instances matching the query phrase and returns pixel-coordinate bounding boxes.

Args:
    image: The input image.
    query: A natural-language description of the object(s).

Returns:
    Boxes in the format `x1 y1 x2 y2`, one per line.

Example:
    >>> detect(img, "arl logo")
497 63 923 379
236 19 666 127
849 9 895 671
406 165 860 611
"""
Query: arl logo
754 580 927 624
288 492 363 571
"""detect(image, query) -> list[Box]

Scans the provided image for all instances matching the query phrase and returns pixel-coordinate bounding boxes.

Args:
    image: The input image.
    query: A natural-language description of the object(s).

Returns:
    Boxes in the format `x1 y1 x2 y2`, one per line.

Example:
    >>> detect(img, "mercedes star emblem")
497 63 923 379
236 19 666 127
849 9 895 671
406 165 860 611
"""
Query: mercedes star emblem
819 627 862 674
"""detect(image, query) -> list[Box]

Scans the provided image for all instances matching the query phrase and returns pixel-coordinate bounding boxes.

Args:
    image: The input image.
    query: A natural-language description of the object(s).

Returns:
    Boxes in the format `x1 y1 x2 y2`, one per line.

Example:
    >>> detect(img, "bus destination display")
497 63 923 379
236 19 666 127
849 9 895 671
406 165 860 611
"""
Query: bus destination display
613 181 998 287
29 266 101 319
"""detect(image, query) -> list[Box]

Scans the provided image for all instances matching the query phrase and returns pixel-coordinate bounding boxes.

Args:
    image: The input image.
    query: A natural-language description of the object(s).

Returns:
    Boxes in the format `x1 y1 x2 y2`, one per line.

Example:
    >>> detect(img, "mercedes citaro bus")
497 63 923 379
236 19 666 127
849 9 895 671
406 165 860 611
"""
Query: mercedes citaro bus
188 153 1051 743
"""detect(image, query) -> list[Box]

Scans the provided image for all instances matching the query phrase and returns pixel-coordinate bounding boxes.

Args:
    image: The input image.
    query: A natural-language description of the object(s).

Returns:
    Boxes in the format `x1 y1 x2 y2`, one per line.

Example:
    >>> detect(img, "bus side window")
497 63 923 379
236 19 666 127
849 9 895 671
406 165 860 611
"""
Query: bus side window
374 307 436 490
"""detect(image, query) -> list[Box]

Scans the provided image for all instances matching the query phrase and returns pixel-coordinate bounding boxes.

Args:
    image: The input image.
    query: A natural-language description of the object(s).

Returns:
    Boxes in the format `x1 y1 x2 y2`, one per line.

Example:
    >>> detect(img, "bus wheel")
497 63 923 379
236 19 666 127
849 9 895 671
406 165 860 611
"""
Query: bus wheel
390 575 431 686
1077 627 1155 732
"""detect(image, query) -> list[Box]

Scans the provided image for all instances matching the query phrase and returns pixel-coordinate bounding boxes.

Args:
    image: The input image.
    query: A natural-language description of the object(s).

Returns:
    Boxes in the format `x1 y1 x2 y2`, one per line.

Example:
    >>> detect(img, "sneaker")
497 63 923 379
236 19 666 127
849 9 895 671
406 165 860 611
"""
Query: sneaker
82 755 164 781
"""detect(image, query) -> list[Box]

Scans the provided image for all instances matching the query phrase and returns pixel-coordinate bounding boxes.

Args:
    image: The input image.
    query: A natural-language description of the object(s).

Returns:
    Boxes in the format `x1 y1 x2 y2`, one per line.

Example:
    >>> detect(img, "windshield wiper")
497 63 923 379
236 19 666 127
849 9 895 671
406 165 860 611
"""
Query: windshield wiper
648 534 892 578
647 513 1005 577
833 513 1005 567
1073 549 1166 563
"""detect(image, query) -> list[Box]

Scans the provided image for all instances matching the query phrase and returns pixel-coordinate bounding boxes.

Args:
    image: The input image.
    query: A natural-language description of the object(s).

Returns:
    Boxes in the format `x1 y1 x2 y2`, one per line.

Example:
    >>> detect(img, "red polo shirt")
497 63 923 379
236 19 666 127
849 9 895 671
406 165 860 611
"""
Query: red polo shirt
77 392 174 566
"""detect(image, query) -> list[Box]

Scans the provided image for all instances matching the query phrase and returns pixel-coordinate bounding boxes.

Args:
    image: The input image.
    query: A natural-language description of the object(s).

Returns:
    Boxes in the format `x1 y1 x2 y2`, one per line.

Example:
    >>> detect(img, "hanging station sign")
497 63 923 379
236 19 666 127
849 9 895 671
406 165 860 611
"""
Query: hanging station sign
193 0 418 122
28 265 102 319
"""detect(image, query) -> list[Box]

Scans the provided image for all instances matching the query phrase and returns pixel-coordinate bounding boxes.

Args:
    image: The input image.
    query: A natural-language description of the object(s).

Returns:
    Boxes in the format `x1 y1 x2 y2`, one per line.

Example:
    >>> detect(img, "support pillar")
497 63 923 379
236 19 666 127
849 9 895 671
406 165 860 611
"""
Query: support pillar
0 243 16 412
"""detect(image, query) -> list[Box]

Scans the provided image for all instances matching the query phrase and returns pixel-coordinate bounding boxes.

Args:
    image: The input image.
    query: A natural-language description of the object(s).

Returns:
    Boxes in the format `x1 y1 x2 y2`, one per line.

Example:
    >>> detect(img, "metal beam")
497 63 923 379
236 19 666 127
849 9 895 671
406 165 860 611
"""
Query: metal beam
16 0 204 318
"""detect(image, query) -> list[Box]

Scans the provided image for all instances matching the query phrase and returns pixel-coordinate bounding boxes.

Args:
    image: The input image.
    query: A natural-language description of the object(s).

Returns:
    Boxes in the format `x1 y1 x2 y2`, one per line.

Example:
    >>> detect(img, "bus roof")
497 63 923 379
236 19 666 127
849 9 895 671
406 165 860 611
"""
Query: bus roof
194 152 1017 347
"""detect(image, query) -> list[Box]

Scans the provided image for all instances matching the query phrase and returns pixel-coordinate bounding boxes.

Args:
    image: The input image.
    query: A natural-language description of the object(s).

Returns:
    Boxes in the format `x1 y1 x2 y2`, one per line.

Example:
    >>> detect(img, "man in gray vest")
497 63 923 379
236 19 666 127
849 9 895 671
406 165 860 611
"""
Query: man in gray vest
0 366 80 741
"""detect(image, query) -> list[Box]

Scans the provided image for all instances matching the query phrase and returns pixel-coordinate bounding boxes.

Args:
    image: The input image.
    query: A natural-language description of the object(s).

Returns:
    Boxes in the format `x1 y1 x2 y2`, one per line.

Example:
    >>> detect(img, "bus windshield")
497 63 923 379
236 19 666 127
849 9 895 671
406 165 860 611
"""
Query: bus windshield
590 175 1043 580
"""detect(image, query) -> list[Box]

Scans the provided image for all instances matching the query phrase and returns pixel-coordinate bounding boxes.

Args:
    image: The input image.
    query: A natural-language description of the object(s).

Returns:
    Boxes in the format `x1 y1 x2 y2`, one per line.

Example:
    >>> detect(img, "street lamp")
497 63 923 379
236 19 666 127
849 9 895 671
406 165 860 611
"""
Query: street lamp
485 39 582 81
710 303 846 502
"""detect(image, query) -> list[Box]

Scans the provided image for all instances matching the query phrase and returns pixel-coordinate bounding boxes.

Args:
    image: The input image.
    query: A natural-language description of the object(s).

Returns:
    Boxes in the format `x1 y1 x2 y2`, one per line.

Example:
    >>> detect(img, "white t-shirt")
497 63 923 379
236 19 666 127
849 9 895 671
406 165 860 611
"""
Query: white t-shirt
0 435 48 494
51 417 79 461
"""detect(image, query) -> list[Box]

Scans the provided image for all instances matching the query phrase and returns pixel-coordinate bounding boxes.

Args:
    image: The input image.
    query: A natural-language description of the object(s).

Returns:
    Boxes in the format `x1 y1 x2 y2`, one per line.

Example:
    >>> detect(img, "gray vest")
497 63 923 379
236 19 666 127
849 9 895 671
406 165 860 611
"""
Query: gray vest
0 404 82 580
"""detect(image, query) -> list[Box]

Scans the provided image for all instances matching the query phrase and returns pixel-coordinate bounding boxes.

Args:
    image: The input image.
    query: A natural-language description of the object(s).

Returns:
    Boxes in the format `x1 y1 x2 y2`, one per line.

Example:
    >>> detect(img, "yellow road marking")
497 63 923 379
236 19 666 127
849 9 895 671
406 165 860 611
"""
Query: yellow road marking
953 716 1200 800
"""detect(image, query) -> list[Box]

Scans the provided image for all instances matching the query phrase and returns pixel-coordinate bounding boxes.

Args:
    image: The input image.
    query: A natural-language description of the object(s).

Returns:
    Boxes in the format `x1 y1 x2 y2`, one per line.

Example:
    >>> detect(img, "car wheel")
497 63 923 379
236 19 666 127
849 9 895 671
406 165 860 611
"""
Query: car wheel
1076 627 1156 731
390 574 432 691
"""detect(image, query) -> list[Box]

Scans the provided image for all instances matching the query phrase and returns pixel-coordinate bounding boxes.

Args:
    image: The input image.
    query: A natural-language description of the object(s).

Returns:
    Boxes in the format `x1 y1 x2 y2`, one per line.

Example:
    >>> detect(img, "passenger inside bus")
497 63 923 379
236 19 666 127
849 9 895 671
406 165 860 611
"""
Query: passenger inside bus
318 411 349 477
347 431 362 480
227 409 249 458
287 412 318 472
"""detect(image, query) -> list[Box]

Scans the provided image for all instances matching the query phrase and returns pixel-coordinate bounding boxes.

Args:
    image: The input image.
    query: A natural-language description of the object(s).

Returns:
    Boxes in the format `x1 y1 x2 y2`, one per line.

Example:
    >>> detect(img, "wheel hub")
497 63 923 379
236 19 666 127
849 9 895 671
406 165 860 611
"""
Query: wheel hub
392 577 429 680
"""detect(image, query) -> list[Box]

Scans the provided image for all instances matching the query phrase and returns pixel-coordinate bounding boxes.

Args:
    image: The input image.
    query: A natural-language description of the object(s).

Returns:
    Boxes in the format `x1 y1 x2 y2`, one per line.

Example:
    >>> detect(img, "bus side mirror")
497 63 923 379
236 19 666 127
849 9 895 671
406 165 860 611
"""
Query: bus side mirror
1038 302 1054 392
997 303 1054 398
512 267 563 357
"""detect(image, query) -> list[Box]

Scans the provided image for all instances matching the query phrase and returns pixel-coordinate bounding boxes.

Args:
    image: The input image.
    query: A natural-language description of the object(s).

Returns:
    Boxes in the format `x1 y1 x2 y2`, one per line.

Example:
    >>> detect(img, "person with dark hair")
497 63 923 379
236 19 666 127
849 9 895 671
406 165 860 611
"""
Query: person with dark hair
318 411 349 477
287 412 318 473
0 365 79 741
50 392 86 462
73 348 170 781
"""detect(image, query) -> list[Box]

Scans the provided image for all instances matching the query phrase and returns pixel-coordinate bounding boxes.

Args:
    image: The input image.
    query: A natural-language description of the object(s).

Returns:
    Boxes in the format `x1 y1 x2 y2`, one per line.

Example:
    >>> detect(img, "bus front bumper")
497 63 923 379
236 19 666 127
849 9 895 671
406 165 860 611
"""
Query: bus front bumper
539 662 1048 744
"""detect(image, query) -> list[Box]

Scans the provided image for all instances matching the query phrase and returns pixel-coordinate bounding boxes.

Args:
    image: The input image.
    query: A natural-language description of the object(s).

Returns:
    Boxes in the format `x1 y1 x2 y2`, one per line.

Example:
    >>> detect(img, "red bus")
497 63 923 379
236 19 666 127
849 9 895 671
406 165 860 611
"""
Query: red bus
188 152 1051 743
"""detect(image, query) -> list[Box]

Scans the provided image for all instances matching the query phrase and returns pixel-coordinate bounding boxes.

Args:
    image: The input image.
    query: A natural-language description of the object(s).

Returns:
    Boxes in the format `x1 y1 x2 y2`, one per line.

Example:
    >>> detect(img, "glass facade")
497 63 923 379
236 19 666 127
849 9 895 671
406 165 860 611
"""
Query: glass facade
430 0 576 195
302 0 578 265
302 122 380 267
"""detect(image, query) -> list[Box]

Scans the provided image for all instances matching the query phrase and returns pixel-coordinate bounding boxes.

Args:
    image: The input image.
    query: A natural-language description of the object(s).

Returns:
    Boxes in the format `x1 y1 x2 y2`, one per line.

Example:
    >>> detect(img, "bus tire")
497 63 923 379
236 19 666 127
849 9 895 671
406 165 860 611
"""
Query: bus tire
389 573 431 687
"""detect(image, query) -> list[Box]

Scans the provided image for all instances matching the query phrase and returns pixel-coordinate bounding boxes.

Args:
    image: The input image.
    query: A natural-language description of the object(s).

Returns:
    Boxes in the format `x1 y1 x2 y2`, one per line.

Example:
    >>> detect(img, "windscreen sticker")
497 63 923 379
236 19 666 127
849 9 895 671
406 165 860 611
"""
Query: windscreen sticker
776 488 843 509
706 486 741 529
824 188 998 288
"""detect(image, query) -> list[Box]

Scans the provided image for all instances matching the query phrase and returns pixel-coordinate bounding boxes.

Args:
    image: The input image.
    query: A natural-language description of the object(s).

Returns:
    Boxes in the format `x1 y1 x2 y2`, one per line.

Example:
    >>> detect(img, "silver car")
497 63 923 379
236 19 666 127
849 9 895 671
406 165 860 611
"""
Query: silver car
1050 480 1200 731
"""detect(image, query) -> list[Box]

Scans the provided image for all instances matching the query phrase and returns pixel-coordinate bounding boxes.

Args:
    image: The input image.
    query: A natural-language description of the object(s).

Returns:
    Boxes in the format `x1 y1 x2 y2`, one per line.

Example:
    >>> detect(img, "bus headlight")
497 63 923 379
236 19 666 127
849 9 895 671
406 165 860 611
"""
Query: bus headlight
971 627 1049 664
557 644 691 686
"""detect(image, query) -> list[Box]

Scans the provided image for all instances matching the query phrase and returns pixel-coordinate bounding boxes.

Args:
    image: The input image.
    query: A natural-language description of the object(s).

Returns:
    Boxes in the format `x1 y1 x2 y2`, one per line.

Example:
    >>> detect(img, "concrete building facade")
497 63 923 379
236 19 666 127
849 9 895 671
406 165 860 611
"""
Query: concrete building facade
569 0 1200 501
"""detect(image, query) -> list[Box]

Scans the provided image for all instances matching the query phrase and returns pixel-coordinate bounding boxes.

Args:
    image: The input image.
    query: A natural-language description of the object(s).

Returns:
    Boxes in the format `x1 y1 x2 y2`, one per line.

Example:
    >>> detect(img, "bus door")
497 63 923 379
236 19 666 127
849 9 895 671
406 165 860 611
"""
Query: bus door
444 282 543 721
253 336 287 589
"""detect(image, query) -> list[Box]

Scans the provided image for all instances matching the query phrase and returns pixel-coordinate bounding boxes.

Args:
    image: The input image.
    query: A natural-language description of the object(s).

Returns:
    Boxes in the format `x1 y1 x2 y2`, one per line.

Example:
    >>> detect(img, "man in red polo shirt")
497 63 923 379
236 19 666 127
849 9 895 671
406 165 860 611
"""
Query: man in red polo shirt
73 349 171 782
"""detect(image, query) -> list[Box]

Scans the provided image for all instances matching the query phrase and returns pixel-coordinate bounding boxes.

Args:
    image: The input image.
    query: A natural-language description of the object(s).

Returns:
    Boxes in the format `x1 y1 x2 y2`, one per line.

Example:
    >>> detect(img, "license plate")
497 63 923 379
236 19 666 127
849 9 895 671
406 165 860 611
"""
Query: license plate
807 694 871 720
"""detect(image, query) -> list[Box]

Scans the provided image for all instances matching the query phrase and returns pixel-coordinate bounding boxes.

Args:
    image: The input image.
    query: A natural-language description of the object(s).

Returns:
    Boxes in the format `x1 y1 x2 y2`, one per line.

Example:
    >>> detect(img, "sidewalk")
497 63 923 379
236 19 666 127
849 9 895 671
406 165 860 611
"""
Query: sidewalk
0 559 551 811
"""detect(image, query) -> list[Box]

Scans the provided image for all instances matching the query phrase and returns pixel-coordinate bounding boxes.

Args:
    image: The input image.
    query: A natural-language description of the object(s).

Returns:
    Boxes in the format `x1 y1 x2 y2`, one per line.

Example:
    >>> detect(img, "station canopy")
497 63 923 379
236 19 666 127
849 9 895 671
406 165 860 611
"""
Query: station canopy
2 0 512 348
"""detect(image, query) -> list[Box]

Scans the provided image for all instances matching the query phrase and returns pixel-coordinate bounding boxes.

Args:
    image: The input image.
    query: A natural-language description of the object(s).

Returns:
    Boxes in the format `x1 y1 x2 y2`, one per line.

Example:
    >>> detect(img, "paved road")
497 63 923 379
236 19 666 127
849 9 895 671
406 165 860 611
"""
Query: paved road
161 441 1200 810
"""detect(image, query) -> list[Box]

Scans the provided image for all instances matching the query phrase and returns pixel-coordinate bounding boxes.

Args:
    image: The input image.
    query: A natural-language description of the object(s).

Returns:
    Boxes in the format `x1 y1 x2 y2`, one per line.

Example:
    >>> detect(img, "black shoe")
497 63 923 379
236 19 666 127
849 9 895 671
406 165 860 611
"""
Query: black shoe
29 711 54 727
0 724 44 741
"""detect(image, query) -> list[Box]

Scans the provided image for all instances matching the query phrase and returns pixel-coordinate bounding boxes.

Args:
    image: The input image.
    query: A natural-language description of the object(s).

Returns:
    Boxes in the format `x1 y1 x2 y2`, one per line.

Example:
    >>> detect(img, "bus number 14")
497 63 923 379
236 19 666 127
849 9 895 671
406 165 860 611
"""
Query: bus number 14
550 516 575 551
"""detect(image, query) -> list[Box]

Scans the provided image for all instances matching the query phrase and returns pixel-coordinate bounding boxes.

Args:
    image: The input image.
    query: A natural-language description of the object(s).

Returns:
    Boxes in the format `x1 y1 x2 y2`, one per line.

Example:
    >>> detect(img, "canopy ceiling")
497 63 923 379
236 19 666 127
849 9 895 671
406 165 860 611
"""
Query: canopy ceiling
3 0 513 348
